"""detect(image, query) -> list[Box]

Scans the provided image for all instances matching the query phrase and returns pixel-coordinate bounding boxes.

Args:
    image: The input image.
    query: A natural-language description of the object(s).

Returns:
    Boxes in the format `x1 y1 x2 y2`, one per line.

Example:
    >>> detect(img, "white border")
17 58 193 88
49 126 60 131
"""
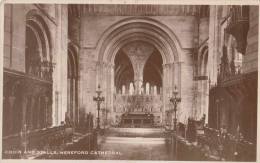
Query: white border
0 0 259 163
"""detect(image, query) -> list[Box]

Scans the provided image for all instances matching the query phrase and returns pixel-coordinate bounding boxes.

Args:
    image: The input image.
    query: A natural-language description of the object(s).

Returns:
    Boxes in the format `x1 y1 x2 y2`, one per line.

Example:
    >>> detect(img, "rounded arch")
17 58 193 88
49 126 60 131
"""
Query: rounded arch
68 43 79 78
96 17 182 64
143 49 163 88
114 51 134 93
26 9 53 62
26 24 43 59
67 43 79 123
198 44 208 76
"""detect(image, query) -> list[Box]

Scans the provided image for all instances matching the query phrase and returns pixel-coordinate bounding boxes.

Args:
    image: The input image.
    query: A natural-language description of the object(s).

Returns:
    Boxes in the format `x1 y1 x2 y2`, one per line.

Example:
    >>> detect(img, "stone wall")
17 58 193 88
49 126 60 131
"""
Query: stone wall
243 6 258 73
80 16 197 49
78 14 202 125
4 4 26 71
3 4 69 126
53 5 69 125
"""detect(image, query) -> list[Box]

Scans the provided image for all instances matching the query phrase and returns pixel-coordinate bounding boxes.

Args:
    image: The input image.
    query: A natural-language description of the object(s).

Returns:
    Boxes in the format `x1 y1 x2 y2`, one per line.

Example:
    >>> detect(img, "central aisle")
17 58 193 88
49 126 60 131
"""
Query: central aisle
96 128 174 160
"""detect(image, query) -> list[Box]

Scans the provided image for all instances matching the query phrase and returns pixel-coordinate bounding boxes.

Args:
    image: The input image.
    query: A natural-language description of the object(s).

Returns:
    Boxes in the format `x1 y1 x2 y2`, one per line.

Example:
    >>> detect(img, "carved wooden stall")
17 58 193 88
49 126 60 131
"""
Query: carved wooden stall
208 5 256 143
3 68 53 136
2 10 59 156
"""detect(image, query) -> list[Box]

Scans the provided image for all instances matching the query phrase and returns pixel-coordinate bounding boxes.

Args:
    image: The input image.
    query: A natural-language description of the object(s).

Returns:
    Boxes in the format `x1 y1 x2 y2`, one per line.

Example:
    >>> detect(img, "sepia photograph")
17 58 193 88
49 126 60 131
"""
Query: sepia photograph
0 1 259 162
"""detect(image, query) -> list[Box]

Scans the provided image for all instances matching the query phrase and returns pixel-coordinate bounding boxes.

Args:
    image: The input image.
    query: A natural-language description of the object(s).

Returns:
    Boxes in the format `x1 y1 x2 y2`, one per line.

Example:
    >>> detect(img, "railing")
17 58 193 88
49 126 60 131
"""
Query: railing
26 60 55 82
217 70 243 85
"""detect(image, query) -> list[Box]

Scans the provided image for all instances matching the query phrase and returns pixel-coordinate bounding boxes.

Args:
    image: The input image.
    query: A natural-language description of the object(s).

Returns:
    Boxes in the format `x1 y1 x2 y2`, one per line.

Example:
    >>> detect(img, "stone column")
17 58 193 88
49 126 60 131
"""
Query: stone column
52 5 68 125
21 96 28 127
199 80 203 111
134 65 144 95
165 63 175 92
75 76 79 125
72 78 76 123
109 63 115 123
8 96 16 134
3 96 7 135
67 78 71 117
162 61 181 124
37 96 41 128
69 78 73 121
203 79 209 123
162 64 168 126
29 96 35 130
180 48 195 123
44 96 49 128
208 5 220 86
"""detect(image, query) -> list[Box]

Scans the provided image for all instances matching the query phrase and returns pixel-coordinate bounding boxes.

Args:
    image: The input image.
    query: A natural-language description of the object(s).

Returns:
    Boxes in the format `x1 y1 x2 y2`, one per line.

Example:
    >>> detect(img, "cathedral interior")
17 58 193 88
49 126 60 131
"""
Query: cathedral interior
1 4 258 161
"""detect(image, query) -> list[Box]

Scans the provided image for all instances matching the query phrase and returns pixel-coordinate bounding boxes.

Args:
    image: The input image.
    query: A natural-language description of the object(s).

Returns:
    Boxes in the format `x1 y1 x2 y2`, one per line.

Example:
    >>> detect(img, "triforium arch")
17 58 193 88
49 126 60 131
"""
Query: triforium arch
25 10 54 128
2 9 54 136
67 43 79 125
95 17 182 124
26 9 53 63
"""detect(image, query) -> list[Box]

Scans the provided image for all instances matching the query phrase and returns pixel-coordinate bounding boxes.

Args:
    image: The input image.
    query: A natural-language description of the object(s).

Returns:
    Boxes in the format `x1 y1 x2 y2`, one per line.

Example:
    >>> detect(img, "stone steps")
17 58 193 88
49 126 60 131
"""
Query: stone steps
105 127 165 137
104 137 166 145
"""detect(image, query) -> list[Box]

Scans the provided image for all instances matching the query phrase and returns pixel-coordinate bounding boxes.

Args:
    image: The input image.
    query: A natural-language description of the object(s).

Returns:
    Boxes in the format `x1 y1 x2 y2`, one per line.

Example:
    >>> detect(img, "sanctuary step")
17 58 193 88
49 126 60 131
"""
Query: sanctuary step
106 127 165 138
96 127 170 160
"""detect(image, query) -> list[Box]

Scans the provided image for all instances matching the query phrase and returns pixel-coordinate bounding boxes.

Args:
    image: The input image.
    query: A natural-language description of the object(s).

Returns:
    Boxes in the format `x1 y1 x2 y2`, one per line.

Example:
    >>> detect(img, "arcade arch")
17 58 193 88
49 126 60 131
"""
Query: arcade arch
95 17 182 125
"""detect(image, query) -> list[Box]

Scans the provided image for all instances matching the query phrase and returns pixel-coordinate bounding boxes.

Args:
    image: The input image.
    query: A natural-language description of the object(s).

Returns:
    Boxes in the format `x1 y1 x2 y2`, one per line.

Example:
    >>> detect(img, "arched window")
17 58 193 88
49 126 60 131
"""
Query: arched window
154 85 157 95
122 85 126 95
129 82 134 95
114 51 134 95
146 82 150 95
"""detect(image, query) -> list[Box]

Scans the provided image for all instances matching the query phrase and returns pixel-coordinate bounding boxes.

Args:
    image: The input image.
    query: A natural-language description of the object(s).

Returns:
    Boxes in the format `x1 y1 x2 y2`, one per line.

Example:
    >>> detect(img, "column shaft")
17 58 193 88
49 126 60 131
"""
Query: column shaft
8 96 16 134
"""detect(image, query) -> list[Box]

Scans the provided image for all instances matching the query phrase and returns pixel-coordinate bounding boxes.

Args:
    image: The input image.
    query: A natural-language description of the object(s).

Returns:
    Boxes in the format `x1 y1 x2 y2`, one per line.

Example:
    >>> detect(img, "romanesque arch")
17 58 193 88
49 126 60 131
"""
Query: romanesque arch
196 44 209 122
67 43 79 124
95 17 183 124
96 17 182 64
198 45 209 76
26 9 53 62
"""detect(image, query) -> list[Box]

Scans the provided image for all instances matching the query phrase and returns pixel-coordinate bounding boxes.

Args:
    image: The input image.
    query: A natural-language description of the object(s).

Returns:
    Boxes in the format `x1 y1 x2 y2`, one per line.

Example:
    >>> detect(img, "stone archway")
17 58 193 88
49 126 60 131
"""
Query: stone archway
67 43 79 125
95 17 182 125
196 44 209 122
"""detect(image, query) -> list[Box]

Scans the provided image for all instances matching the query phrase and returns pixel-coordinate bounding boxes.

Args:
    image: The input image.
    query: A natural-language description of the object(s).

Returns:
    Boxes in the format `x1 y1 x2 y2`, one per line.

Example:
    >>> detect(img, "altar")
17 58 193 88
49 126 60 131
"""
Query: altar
120 113 154 128
113 93 163 127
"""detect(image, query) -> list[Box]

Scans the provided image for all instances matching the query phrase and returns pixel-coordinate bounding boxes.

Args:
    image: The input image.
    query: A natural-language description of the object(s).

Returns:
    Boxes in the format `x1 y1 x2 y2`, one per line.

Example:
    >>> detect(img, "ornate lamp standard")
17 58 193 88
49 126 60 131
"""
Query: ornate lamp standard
170 86 181 131
169 86 181 160
93 85 105 130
